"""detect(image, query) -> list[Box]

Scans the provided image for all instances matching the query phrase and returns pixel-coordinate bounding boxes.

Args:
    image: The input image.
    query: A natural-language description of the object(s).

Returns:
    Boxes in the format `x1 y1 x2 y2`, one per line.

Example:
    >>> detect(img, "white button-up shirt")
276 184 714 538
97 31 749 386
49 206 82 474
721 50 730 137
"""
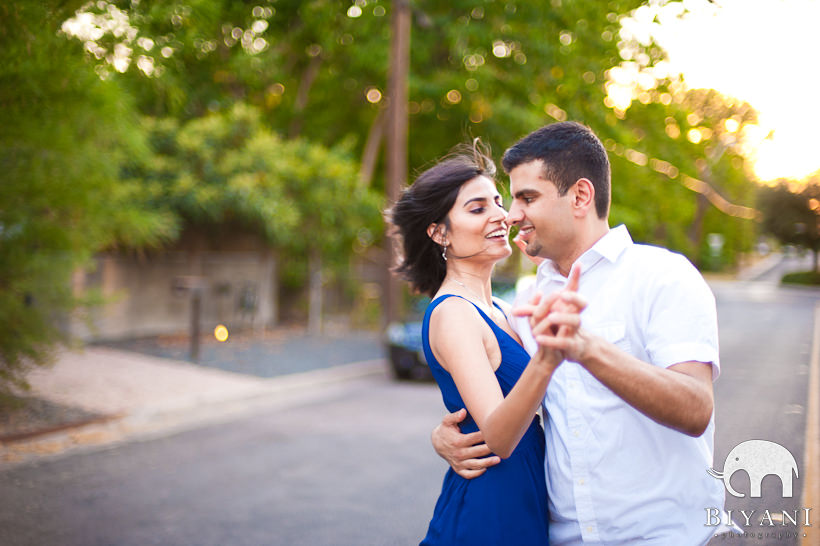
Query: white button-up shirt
511 225 726 545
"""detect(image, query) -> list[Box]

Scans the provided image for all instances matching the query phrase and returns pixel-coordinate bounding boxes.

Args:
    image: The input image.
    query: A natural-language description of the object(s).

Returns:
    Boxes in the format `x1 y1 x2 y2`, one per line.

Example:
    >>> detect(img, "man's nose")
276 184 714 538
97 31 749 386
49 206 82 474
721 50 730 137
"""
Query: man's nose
507 201 523 225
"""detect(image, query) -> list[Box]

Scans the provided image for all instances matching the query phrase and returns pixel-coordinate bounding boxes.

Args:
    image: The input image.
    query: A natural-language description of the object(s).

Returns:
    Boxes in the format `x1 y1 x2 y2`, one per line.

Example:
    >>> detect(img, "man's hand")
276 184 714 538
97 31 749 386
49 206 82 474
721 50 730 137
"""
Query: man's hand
514 265 587 359
431 409 501 479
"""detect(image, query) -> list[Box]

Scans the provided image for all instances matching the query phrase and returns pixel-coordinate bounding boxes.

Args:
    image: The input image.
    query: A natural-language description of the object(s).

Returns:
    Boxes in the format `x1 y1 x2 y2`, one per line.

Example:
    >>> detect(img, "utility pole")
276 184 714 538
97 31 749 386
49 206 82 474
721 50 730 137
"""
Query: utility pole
384 0 410 326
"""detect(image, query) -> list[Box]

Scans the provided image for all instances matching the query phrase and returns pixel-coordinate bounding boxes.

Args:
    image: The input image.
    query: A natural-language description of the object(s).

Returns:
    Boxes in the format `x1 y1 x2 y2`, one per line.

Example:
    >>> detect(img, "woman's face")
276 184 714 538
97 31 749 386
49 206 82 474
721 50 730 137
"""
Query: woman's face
441 176 511 263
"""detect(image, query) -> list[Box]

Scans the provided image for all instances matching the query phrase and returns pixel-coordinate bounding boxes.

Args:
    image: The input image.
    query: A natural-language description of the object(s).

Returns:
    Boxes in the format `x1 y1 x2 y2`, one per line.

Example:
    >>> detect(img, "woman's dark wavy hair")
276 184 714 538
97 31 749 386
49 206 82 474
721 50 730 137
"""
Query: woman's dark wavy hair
387 139 496 297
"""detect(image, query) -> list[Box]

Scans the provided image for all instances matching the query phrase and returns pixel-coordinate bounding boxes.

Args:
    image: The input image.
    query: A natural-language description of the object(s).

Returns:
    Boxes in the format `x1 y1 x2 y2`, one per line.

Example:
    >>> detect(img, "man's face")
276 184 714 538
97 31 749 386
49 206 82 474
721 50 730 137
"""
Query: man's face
507 159 574 261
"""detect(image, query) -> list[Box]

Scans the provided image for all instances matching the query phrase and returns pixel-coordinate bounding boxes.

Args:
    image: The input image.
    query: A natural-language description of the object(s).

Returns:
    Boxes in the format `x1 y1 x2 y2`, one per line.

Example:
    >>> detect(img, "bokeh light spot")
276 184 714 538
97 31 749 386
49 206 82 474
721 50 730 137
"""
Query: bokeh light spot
559 31 573 46
366 87 382 103
492 41 511 58
214 324 229 342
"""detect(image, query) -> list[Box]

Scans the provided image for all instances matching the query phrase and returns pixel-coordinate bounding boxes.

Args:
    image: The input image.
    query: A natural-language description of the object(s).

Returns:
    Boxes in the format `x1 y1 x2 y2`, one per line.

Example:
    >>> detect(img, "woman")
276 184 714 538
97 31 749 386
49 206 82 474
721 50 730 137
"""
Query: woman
389 142 579 545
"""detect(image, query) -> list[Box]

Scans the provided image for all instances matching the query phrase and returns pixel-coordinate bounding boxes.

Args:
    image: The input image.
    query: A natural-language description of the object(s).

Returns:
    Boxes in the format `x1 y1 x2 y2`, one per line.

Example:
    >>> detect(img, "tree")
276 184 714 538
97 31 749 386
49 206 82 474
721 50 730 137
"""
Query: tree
0 1 176 396
60 0 651 181
601 88 759 267
597 0 762 267
758 180 820 273
58 0 762 296
130 104 381 331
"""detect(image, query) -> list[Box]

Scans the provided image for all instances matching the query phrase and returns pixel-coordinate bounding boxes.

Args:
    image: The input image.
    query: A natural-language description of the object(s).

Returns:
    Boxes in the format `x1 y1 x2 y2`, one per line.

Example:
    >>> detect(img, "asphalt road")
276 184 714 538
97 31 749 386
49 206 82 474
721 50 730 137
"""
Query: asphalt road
708 279 817 545
1 274 818 546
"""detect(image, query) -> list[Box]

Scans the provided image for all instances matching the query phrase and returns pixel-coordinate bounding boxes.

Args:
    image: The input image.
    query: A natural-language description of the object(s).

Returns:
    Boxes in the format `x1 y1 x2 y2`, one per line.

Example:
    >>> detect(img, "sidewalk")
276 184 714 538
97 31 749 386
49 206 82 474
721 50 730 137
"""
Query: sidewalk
735 251 783 281
0 343 386 469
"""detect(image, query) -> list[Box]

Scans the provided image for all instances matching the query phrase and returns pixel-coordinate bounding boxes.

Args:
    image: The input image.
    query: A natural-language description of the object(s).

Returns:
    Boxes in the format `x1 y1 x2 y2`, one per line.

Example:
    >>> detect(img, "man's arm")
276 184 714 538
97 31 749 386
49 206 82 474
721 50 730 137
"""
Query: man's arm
520 290 714 437
566 329 713 436
517 255 717 437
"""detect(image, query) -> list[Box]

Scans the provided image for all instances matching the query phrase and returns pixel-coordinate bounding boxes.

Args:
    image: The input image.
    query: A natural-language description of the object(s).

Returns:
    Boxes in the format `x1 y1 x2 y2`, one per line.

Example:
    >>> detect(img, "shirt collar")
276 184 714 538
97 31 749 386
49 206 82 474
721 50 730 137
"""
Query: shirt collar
536 224 633 281
591 224 632 264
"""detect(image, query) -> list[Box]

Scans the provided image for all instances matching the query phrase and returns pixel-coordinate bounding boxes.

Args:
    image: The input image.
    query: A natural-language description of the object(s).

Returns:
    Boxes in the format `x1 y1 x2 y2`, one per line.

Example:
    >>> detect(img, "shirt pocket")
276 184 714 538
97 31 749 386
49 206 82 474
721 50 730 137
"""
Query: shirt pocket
576 321 632 397
587 320 631 354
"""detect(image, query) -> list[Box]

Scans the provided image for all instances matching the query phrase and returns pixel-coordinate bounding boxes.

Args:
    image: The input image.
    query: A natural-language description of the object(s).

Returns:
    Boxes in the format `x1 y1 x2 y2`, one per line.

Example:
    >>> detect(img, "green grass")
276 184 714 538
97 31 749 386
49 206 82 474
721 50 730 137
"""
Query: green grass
781 270 820 286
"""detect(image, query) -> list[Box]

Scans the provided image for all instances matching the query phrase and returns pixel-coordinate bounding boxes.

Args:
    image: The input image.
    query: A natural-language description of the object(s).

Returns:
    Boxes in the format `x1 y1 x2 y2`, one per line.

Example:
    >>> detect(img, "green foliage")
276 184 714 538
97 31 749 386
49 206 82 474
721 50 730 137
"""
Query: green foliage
781 270 820 286
2 0 768 393
758 179 820 272
607 89 758 265
0 1 177 393
64 0 760 267
133 103 381 269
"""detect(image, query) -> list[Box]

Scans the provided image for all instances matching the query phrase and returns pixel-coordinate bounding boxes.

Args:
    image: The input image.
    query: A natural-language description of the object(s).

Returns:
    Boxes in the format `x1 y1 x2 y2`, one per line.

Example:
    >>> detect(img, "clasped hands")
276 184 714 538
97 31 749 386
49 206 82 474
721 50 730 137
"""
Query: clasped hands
512 265 588 364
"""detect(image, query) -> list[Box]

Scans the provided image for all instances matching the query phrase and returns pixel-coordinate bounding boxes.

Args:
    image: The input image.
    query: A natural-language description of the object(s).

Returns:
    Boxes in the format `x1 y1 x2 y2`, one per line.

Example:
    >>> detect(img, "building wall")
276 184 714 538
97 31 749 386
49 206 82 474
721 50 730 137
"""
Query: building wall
72 250 277 341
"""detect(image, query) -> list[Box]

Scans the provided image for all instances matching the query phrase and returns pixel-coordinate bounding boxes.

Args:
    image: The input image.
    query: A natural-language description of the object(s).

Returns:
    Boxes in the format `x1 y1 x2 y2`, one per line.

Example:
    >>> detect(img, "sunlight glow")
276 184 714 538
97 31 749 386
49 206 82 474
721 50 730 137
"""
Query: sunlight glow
644 0 820 181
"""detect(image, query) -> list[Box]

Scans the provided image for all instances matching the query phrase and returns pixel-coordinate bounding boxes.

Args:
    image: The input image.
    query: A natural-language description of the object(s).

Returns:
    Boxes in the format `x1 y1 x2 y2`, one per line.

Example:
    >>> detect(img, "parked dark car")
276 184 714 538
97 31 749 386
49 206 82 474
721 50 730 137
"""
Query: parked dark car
385 280 519 381
385 318 431 380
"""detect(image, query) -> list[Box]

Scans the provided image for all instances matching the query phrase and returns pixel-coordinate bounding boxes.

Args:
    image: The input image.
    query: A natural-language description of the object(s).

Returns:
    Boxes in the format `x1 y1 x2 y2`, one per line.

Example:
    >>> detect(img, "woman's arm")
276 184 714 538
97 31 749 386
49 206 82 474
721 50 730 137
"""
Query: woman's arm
431 268 584 466
429 299 561 459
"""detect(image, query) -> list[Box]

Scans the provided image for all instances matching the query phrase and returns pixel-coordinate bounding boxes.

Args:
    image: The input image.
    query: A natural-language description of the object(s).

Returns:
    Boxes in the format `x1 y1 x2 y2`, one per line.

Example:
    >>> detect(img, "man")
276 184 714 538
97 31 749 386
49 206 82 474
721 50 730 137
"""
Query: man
432 122 728 544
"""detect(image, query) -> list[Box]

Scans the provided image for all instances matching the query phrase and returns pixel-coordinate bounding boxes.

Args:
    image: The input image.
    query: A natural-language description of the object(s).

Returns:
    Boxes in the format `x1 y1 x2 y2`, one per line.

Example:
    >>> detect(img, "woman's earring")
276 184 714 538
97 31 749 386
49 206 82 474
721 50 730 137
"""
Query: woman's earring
441 244 448 261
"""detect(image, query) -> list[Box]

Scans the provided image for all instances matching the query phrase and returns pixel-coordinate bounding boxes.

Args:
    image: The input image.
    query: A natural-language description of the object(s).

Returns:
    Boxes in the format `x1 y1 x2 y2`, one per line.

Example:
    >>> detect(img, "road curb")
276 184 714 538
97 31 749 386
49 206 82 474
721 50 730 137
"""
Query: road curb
0 359 387 470
800 303 820 546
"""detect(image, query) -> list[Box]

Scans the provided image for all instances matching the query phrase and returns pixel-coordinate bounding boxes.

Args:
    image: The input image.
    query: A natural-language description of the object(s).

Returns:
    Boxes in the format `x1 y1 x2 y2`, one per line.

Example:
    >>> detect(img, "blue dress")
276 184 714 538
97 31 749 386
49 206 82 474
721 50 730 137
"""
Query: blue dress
420 295 549 546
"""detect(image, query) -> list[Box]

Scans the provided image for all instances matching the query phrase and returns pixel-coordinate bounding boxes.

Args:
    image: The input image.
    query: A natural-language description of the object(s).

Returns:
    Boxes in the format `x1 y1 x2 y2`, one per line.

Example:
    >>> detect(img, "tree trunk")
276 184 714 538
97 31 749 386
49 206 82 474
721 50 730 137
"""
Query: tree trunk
384 0 410 327
688 193 709 265
257 249 278 331
361 108 386 187
308 248 323 334
288 54 323 138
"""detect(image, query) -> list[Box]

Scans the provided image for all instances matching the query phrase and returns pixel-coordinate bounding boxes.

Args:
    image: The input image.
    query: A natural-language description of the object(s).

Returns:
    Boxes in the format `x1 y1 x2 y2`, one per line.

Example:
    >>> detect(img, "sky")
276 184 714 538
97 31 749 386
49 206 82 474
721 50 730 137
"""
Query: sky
646 0 820 182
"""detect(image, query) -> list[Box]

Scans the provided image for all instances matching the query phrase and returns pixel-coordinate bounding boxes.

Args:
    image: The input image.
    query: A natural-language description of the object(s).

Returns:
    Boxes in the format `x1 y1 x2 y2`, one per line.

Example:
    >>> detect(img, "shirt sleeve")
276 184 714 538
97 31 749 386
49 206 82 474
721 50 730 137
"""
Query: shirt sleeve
642 253 721 380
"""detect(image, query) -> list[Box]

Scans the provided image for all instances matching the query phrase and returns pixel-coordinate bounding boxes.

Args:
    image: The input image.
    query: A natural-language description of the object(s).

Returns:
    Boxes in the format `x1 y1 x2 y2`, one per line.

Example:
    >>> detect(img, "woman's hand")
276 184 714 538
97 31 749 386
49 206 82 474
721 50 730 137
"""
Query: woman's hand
514 265 587 361
513 232 546 266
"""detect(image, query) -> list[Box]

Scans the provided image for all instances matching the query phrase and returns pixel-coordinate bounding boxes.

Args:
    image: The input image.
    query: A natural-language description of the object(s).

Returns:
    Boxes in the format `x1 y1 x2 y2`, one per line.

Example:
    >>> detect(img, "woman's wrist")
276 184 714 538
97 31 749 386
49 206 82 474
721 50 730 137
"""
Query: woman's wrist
532 346 561 371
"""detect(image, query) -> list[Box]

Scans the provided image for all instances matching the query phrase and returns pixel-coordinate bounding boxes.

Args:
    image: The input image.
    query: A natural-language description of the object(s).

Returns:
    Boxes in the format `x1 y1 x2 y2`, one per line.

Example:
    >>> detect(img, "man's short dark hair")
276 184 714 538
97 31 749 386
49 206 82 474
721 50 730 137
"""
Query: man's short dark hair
502 121 611 218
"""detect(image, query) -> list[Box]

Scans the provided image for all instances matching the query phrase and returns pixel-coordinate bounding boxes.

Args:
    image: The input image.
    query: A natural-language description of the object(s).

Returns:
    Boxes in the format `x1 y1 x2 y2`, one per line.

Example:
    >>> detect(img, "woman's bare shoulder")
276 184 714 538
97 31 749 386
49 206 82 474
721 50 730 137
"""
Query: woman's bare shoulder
429 294 479 328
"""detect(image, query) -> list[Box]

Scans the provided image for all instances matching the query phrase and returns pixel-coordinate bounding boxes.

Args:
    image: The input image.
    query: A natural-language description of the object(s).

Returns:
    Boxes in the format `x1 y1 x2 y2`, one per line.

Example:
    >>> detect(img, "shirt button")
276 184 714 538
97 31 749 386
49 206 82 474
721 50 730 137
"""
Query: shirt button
573 429 580 437
586 526 594 533
578 478 585 485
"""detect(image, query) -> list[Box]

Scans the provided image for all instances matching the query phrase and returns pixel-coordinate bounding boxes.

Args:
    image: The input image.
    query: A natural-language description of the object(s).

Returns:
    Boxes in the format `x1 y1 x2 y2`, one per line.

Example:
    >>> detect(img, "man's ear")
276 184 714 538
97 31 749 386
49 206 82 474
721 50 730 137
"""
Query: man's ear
571 178 595 217
427 223 447 245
